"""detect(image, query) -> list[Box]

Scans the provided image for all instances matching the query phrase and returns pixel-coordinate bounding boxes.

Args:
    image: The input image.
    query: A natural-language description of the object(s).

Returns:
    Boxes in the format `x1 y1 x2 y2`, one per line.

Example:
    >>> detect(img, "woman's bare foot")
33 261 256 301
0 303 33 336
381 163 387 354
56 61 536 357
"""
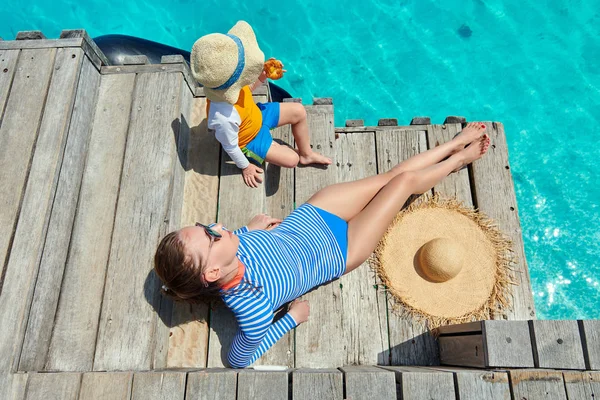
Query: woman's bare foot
452 134 490 172
298 151 332 166
451 122 487 153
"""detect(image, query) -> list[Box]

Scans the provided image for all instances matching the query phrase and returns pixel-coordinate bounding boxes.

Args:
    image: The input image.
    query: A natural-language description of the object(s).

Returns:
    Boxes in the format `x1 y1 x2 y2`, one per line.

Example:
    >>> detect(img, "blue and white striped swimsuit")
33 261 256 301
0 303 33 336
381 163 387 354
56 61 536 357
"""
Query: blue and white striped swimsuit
222 203 347 368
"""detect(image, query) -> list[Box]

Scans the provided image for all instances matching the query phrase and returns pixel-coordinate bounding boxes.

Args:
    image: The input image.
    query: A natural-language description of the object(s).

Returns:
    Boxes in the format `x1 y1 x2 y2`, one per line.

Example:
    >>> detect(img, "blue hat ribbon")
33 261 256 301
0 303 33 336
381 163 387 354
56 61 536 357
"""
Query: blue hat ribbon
210 34 245 91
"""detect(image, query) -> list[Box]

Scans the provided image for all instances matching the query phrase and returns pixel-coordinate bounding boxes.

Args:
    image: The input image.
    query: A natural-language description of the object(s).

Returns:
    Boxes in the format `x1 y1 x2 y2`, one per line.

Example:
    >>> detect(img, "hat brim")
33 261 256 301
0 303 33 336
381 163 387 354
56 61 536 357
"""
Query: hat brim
373 195 515 328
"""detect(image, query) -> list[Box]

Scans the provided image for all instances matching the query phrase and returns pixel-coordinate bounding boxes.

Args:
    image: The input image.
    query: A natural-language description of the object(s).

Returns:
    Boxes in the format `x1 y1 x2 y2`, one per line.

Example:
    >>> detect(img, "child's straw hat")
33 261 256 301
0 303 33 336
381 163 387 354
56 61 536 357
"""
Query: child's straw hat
373 194 516 328
191 21 265 104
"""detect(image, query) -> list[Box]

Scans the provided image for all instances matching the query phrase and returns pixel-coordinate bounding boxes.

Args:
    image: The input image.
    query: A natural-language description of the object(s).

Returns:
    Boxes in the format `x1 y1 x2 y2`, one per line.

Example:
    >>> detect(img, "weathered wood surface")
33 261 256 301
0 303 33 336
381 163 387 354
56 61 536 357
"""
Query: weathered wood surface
0 49 19 120
207 93 293 368
186 370 237 400
25 372 82 400
454 370 511 400
563 371 600 400
131 372 186 400
427 123 473 205
382 366 455 399
439 335 486 368
509 370 567 400
374 127 439 366
15 31 47 40
530 320 585 370
59 29 110 69
483 320 534 367
20 52 100 371
580 320 600 370
0 372 28 400
93 72 183 370
45 73 135 371
340 366 396 400
168 96 212 368
436 321 483 335
471 122 535 320
292 369 344 400
236 370 289 400
102 64 198 97
0 38 84 50
0 47 65 372
79 372 133 400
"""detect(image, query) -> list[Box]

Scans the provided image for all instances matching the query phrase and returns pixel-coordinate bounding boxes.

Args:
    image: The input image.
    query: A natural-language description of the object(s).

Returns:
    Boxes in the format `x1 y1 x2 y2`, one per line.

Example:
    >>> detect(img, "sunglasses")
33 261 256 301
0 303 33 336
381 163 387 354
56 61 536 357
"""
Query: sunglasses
195 223 222 273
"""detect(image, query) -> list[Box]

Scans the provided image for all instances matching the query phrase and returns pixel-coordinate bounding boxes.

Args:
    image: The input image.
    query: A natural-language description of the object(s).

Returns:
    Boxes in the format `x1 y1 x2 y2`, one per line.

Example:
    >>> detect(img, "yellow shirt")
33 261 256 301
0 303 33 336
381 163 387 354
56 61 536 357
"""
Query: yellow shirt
207 86 263 148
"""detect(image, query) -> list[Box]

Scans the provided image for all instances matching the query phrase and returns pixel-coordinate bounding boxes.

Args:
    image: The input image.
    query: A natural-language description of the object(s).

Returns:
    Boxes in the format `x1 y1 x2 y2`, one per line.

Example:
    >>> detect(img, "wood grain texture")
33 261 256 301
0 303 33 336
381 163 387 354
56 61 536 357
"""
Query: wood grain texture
382 366 455 400
292 369 343 400
20 52 100 371
0 48 67 372
580 320 600 370
374 127 439 366
0 38 83 50
340 366 396 400
236 370 288 400
0 49 19 121
563 371 600 400
79 372 133 400
45 73 136 371
530 320 586 369
483 320 534 368
439 335 486 368
131 372 186 400
93 72 183 370
0 372 28 400
509 370 567 400
186 370 237 400
454 371 511 400
25 373 82 400
470 122 535 320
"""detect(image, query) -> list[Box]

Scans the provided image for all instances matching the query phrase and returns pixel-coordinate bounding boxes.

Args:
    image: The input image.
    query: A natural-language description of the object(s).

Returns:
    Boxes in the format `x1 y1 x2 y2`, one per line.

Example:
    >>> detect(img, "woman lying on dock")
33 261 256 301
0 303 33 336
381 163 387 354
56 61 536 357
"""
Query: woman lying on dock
154 123 490 368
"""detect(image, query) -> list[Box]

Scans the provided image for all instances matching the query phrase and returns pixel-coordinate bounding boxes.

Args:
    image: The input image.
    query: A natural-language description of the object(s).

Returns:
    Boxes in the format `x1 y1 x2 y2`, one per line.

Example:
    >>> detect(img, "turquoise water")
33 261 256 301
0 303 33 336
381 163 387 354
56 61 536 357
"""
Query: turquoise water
2 0 599 319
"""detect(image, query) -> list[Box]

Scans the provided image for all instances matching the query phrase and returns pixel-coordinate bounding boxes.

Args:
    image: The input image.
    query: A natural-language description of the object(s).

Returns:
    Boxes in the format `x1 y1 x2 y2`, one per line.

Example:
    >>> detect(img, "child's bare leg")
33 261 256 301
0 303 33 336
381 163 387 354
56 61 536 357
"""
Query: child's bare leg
344 135 490 273
264 142 299 168
277 102 331 165
307 123 486 222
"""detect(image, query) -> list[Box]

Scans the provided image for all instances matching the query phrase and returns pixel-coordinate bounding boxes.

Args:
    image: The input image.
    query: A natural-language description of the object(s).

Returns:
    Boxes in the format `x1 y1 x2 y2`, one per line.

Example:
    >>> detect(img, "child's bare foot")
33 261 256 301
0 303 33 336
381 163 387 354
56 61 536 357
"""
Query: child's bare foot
453 134 490 172
451 122 487 153
298 151 332 166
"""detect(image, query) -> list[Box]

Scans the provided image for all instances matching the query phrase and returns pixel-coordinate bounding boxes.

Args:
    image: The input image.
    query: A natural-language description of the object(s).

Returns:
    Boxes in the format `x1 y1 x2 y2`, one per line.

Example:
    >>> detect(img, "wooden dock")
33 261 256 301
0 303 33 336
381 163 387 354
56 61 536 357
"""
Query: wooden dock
1 29 596 399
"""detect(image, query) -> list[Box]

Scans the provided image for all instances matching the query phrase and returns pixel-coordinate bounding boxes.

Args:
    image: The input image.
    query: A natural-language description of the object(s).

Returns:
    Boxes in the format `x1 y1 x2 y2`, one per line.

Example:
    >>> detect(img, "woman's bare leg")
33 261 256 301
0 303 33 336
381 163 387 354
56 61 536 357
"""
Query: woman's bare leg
307 122 486 221
344 135 491 273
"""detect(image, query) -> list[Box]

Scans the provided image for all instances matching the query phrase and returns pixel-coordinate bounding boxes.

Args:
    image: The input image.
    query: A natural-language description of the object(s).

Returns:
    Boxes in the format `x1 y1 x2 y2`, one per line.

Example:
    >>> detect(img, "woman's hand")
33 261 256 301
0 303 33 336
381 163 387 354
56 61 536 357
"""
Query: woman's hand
288 299 310 324
247 213 282 231
242 164 263 188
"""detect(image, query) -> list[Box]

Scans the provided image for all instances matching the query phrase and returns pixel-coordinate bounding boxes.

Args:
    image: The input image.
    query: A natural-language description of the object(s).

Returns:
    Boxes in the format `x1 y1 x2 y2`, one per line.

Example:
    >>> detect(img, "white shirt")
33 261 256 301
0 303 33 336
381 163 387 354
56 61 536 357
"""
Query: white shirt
207 102 249 169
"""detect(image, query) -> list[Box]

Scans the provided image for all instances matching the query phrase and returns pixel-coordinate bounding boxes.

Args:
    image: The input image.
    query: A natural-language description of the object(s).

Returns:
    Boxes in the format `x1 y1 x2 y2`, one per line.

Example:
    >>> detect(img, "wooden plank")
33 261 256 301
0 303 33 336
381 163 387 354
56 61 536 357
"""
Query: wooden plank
340 366 396 400
25 373 82 400
236 370 288 400
101 64 198 98
454 371 511 400
439 335 486 368
186 370 237 400
93 72 183 370
131 372 186 400
59 29 110 69
382 366 455 400
292 369 343 400
563 371 600 400
79 372 133 400
483 320 534 367
530 320 586 369
0 48 69 372
168 97 213 369
509 370 567 400
427 123 472 205
0 49 20 122
45 73 136 371
374 127 439 366
436 321 483 335
207 95 293 368
471 122 535 319
0 372 28 400
16 31 46 40
20 52 100 371
580 320 600 370
0 38 84 50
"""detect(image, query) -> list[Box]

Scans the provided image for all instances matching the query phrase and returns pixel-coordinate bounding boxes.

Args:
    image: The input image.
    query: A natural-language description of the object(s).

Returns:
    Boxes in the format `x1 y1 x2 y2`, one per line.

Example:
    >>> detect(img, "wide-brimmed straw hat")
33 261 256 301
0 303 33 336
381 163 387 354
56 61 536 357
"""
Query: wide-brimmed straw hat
191 21 265 104
372 194 516 328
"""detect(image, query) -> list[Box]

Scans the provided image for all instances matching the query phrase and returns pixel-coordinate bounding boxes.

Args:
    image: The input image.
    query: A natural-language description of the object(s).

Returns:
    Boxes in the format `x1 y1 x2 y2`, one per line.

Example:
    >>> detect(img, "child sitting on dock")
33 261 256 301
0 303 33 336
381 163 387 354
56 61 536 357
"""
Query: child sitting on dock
190 21 331 188
154 123 490 368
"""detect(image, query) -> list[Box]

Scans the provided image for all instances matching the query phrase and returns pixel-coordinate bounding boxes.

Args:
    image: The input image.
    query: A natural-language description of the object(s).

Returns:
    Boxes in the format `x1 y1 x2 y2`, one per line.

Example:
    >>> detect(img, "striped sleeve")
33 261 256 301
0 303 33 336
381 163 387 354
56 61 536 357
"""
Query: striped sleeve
233 226 249 235
225 291 297 368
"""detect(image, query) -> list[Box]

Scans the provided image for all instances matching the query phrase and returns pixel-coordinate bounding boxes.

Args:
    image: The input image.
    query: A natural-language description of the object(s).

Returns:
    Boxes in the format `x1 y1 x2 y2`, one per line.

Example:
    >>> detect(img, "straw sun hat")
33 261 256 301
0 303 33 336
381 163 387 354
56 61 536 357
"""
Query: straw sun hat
372 194 516 328
191 21 265 104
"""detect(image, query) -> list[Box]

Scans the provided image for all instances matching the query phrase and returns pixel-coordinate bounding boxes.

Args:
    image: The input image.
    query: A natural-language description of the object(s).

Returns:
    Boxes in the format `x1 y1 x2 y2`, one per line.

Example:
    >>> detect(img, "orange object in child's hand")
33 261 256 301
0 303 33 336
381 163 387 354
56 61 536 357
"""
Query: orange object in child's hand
264 58 284 80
